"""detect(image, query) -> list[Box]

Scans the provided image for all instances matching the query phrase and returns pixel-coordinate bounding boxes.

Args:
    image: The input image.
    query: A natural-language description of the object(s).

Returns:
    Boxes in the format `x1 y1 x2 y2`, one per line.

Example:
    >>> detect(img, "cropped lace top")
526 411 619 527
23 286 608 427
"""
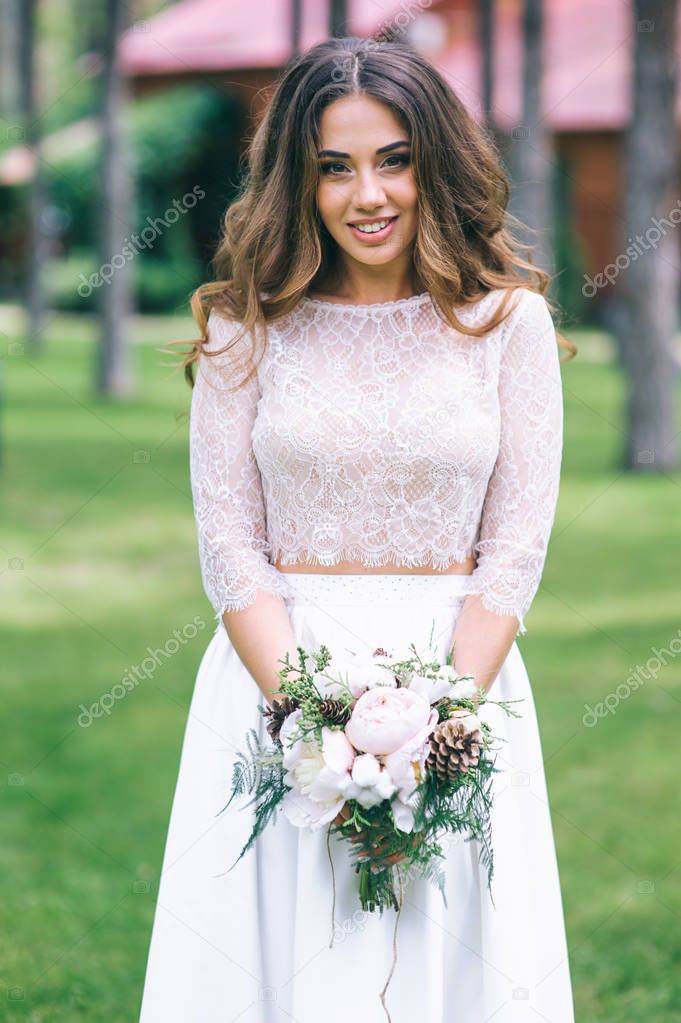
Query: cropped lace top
189 287 564 635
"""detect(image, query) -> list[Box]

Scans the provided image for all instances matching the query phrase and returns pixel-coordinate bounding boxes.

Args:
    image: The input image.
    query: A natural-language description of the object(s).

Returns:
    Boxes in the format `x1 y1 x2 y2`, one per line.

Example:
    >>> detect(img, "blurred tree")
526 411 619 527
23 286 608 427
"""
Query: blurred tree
508 0 555 284
615 2 679 471
96 0 133 396
479 0 495 136
19 0 48 352
330 0 347 37
0 0 20 117
291 0 302 55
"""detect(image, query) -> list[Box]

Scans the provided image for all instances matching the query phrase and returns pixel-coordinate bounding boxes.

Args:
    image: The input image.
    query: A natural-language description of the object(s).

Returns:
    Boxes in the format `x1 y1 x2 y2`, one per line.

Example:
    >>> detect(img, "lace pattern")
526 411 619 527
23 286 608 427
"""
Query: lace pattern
189 288 563 633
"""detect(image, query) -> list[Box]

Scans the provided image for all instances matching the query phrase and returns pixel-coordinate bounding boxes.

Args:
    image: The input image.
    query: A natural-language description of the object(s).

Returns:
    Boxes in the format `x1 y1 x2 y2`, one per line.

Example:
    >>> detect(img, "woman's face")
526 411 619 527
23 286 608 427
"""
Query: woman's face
315 94 418 276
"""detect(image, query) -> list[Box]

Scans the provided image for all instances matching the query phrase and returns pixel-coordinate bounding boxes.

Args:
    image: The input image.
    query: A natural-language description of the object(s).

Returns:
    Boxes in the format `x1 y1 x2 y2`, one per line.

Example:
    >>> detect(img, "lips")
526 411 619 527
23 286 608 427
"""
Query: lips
348 216 398 227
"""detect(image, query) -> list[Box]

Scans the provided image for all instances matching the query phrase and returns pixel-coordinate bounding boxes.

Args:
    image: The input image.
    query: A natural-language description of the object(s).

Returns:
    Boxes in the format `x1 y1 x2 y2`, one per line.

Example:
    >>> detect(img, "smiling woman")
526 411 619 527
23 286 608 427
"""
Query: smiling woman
313 104 418 287
143 34 577 1023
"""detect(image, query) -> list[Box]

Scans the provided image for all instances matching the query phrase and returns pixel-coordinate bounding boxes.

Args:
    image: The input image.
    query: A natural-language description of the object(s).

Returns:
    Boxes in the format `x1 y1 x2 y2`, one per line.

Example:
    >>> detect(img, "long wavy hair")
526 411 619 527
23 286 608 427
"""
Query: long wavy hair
173 35 577 387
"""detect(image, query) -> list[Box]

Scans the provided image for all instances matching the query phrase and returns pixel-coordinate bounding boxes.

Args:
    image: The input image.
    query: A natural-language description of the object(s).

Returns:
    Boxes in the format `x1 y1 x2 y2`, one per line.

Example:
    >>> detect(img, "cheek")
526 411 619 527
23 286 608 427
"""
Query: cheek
399 173 418 213
317 180 347 220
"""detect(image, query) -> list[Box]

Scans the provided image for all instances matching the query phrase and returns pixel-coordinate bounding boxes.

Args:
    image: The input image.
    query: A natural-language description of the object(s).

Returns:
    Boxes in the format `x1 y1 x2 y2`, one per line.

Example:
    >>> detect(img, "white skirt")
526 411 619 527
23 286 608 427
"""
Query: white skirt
138 573 575 1023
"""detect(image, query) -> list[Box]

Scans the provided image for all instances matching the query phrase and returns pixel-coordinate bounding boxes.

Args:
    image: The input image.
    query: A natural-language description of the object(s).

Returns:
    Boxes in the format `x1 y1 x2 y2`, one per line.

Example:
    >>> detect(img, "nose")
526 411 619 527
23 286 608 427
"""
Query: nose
353 168 387 210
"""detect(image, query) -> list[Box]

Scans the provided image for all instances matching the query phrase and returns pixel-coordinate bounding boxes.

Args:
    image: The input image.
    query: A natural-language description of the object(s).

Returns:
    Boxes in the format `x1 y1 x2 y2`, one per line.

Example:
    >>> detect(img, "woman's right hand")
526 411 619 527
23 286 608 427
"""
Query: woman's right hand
332 803 419 865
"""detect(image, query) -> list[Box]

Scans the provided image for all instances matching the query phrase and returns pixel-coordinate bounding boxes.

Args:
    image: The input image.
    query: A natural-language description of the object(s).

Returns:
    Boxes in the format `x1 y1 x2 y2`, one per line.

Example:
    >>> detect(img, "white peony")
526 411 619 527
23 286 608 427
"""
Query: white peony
407 672 456 704
334 652 397 699
310 671 347 700
390 787 422 833
281 789 344 829
279 712 356 829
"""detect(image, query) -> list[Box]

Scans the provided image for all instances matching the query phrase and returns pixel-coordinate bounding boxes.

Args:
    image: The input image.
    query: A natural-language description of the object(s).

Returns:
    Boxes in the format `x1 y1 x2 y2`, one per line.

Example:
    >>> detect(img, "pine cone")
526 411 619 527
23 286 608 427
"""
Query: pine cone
263 696 299 742
319 698 352 726
426 716 483 782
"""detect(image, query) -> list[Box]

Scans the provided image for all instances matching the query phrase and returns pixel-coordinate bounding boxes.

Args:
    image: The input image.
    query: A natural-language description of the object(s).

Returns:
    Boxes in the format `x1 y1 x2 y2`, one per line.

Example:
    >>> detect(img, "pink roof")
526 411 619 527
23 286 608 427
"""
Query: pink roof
437 0 643 131
119 0 412 74
119 0 681 131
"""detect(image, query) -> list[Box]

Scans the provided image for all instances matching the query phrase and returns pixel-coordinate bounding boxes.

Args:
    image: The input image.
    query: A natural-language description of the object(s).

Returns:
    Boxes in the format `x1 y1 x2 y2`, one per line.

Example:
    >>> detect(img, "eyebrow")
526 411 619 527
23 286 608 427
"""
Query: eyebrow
317 140 410 158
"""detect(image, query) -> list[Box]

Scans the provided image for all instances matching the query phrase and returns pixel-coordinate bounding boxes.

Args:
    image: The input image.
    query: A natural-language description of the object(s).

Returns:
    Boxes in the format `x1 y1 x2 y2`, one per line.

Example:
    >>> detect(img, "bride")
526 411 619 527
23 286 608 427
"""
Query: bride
139 34 577 1023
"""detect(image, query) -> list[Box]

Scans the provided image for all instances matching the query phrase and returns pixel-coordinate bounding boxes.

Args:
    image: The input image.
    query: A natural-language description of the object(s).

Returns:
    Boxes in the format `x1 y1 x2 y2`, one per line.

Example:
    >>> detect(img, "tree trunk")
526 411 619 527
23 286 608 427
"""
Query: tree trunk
479 0 495 134
18 0 47 352
0 0 19 115
615 1 680 471
508 0 555 282
291 0 302 56
329 0 347 38
96 0 133 397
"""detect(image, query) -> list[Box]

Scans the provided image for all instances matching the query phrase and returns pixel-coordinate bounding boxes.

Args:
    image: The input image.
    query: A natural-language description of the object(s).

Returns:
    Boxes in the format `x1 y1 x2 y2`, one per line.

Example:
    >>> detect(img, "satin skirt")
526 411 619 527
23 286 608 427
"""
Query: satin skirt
138 573 575 1023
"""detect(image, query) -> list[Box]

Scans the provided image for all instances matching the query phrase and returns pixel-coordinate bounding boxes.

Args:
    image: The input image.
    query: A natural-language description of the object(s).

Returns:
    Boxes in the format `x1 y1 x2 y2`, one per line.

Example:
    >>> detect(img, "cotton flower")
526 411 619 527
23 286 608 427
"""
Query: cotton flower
345 753 397 809
448 675 481 703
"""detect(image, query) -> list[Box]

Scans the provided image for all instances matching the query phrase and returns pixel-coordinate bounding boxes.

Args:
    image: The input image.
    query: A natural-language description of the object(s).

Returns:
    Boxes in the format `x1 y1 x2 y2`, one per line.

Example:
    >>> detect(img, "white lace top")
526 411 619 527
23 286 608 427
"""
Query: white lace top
189 287 563 635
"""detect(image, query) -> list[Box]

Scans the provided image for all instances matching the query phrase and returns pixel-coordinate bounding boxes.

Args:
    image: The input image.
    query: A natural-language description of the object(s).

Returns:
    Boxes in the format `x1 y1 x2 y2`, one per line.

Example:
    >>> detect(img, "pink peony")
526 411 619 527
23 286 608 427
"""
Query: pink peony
345 687 432 755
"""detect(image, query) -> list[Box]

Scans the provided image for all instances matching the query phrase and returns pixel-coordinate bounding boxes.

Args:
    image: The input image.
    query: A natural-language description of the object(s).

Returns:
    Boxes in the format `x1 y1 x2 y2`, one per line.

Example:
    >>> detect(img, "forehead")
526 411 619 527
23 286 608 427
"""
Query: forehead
317 95 407 151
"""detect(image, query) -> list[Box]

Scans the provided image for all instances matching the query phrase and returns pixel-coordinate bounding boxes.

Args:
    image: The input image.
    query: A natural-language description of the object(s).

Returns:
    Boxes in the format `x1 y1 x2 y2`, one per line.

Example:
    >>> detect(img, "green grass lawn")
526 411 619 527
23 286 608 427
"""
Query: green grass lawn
1 309 680 1021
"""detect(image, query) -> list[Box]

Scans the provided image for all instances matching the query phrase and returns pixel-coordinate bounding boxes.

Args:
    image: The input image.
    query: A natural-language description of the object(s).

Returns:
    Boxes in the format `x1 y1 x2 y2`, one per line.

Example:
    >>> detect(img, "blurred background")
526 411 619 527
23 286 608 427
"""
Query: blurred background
1 1 680 1020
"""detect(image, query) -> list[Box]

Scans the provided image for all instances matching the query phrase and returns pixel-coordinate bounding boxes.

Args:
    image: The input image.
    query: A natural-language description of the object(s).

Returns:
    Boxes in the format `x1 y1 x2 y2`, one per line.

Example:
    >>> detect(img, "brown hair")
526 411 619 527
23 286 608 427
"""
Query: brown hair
171 35 577 387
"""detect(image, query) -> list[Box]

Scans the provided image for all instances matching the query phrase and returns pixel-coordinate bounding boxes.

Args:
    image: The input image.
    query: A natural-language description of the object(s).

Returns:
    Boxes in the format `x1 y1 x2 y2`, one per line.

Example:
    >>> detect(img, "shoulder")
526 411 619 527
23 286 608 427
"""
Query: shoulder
192 308 262 395
504 286 551 322
202 307 264 375
500 288 556 355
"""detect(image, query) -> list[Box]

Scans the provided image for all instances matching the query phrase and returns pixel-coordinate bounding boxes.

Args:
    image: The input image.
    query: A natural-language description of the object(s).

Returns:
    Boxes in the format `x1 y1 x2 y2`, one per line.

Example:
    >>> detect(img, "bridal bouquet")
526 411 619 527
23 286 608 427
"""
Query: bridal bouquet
219 630 522 914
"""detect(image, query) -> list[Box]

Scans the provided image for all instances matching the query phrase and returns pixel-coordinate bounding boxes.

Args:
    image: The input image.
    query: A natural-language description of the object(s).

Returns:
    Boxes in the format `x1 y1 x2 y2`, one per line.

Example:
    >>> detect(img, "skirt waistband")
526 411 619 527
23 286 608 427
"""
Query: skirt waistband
281 572 475 607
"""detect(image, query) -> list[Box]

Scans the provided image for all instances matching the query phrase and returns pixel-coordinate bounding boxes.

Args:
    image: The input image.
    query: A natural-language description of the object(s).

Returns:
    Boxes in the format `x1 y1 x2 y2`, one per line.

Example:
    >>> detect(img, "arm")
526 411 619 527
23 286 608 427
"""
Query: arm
449 290 564 694
189 309 298 704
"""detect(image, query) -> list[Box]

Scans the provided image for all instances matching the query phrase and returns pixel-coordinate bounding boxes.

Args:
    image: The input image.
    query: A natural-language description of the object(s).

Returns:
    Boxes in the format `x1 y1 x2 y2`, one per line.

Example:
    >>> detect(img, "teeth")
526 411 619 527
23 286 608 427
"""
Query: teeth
353 219 392 233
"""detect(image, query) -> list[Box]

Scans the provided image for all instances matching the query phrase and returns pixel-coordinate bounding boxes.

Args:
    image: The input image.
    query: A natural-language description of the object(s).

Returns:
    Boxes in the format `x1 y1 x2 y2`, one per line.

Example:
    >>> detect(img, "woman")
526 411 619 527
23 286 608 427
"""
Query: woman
139 36 577 1023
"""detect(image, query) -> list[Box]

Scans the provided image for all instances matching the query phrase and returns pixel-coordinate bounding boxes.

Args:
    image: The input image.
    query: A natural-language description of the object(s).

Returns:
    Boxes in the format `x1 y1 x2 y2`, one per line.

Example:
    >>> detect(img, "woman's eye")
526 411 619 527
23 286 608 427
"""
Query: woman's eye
320 162 349 175
319 154 410 176
383 154 410 169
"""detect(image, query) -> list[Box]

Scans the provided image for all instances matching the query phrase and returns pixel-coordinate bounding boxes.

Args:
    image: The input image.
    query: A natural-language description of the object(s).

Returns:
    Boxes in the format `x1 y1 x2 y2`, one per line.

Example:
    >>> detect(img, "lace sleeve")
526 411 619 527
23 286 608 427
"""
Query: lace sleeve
468 290 564 635
189 309 293 621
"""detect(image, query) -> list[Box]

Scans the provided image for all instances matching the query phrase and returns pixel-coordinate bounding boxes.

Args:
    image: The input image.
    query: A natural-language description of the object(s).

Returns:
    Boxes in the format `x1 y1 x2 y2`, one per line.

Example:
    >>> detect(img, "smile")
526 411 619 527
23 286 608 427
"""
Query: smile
348 216 398 241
